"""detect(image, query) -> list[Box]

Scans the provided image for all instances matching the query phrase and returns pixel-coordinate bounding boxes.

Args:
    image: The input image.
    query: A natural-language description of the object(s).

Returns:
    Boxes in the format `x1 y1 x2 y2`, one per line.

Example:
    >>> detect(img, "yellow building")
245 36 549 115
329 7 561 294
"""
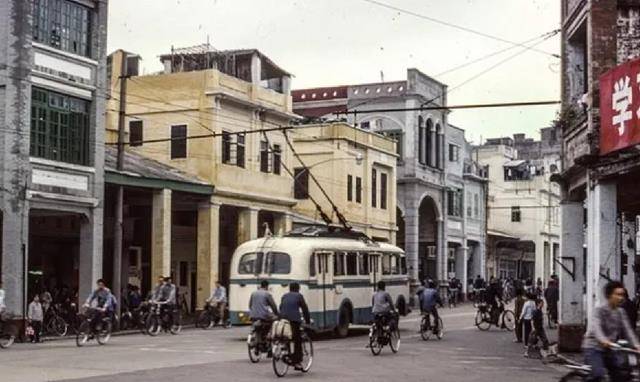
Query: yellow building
106 47 399 310
291 123 398 243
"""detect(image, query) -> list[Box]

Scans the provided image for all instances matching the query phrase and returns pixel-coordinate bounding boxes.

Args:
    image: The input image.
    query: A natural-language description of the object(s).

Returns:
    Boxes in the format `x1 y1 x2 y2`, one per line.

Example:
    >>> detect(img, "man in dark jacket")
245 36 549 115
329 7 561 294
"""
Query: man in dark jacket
544 280 559 325
280 282 311 370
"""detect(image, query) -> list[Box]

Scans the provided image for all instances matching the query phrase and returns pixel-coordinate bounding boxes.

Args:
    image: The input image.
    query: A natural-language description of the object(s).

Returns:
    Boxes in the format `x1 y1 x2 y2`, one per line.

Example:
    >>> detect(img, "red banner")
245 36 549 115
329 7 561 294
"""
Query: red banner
600 58 640 155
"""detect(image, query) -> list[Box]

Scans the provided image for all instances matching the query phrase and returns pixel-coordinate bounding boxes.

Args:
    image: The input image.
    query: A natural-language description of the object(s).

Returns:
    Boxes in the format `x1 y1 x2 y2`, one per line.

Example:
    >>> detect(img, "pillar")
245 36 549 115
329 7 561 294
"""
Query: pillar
429 128 437 167
79 208 104 301
251 53 262 86
436 218 446 282
0 206 28 317
151 189 172 280
238 207 259 244
274 212 292 236
196 200 220 309
558 201 586 351
404 206 419 289
586 181 618 320
456 247 469 294
622 216 636 296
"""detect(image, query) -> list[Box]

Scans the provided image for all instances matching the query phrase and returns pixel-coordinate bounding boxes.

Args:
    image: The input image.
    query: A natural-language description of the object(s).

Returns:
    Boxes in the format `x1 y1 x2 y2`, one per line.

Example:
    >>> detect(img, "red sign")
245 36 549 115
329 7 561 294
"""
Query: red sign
600 58 640 155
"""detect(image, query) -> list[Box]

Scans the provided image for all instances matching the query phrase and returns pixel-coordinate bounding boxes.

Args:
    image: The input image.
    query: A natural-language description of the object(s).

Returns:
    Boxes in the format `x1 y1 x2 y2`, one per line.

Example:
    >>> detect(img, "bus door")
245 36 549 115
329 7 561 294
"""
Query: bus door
369 252 382 290
314 251 333 329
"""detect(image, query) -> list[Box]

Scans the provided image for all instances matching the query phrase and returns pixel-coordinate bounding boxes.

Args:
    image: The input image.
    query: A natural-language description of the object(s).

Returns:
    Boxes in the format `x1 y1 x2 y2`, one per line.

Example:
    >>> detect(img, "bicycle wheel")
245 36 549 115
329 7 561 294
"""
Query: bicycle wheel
0 333 14 349
76 321 90 347
502 310 516 331
96 319 112 345
301 335 313 373
389 328 400 353
52 315 68 337
197 311 213 330
435 318 444 340
146 315 161 336
420 316 431 341
247 332 262 363
475 310 491 331
369 329 382 356
272 341 289 377
170 315 182 335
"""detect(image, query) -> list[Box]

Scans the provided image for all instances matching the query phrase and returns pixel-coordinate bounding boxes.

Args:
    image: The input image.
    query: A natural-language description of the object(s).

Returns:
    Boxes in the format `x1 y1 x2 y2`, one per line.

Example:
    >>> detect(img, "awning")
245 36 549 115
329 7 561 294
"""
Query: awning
503 159 527 168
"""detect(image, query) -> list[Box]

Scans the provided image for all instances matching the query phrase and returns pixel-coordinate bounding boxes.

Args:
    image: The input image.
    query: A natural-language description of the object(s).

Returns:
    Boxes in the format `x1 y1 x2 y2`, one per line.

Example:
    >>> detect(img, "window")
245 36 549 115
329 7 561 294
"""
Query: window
32 0 92 57
449 144 459 162
447 189 463 217
466 191 472 217
238 252 263 274
236 133 245 168
359 253 369 275
294 168 309 199
334 252 345 276
392 255 401 275
129 120 143 147
382 254 391 275
346 253 358 275
179 262 188 287
356 177 362 203
171 125 187 159
30 87 90 165
511 206 521 222
436 124 443 169
371 169 377 208
418 117 425 164
380 173 388 210
360 121 370 130
400 257 407 275
272 144 281 175
474 193 479 217
222 132 232 164
383 130 403 159
426 120 433 167
347 175 353 202
266 252 291 274
260 140 269 173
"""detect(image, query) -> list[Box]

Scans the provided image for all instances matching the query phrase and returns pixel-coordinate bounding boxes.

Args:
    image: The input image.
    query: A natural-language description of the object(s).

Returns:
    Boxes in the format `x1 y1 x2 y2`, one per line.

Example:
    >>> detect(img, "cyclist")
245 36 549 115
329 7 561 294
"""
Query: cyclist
83 279 113 329
206 281 227 323
372 281 396 330
149 276 164 301
583 280 640 382
279 282 311 371
419 280 443 332
249 280 279 344
486 278 504 325
449 278 460 306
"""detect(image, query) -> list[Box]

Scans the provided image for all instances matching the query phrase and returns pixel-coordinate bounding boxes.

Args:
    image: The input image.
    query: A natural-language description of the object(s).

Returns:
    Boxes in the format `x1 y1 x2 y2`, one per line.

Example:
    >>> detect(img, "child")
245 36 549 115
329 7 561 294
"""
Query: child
513 288 526 343
27 294 43 343
526 299 550 358
519 293 536 346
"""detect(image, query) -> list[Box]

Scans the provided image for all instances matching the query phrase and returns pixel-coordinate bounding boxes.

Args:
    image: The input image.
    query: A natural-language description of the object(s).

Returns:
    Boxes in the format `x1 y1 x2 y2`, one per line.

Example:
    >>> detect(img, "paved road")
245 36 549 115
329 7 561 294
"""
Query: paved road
0 304 564 382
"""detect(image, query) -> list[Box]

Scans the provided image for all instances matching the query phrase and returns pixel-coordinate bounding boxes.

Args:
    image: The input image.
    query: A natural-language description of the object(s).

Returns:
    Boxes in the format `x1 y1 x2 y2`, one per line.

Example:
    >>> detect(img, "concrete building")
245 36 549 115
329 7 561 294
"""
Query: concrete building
476 132 561 284
556 0 640 351
0 0 108 317
291 122 398 243
293 69 488 291
107 45 298 307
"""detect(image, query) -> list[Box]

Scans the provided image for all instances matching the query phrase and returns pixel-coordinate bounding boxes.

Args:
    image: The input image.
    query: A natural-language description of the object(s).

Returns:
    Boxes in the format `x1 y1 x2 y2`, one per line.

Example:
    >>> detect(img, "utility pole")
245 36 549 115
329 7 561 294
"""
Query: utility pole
113 50 128 328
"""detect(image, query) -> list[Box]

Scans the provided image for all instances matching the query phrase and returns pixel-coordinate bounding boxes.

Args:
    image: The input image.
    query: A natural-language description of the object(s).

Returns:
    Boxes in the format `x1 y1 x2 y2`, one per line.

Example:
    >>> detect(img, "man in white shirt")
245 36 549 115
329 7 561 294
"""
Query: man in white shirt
207 281 227 323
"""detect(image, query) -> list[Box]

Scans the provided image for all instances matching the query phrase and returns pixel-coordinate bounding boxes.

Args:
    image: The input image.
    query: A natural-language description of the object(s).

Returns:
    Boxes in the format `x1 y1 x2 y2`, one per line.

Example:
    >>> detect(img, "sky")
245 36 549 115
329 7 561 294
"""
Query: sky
107 0 561 143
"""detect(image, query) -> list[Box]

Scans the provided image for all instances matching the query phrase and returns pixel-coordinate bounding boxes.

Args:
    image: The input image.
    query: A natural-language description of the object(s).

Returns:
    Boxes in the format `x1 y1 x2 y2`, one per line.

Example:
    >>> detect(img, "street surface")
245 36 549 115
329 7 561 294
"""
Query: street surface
0 304 564 382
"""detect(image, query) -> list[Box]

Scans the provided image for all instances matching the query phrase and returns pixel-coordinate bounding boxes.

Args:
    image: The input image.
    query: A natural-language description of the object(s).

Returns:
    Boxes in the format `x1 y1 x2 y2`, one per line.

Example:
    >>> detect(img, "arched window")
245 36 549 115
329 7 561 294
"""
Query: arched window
436 124 443 169
426 119 434 167
418 116 425 164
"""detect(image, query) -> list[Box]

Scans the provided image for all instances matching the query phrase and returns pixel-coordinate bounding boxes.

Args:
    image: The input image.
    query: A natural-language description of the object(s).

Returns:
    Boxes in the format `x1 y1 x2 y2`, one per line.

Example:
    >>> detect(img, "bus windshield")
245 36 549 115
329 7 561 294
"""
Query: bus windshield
266 252 291 274
238 252 263 274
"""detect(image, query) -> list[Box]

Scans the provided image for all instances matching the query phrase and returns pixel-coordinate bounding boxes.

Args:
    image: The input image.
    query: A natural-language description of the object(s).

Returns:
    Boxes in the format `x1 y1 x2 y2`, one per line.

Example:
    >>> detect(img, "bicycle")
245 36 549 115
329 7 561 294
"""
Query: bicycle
76 307 112 347
474 302 516 331
0 313 15 349
43 304 69 337
369 312 400 355
247 319 273 363
271 322 313 377
419 311 443 341
448 289 459 308
559 341 640 381
145 301 181 336
120 303 149 333
196 301 231 330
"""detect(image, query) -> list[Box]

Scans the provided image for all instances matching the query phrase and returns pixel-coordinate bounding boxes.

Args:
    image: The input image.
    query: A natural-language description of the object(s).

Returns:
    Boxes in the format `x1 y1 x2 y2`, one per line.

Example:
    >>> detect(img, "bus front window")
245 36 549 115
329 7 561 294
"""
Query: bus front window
238 252 263 274
266 252 291 274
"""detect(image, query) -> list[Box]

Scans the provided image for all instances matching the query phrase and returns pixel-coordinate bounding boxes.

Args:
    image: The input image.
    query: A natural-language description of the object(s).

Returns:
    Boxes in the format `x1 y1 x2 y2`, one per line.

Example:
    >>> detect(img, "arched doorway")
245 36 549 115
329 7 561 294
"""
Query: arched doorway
418 196 439 282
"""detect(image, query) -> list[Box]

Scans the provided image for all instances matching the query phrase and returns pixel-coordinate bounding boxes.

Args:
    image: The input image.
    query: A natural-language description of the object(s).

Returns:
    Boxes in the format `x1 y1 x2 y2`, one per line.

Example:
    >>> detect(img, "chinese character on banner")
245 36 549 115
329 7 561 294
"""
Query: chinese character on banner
599 58 640 155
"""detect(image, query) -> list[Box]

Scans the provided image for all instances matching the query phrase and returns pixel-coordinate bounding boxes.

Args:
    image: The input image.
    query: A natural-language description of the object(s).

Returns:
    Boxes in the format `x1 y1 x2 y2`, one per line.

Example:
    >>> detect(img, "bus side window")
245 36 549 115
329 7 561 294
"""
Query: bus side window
400 256 407 275
310 254 316 277
382 254 391 275
359 253 369 275
346 252 358 275
392 255 401 275
334 252 345 276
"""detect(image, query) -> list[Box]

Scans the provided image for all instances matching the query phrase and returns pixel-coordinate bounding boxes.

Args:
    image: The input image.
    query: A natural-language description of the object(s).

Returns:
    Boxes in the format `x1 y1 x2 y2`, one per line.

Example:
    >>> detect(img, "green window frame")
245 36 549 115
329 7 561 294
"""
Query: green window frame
31 0 92 58
30 87 90 166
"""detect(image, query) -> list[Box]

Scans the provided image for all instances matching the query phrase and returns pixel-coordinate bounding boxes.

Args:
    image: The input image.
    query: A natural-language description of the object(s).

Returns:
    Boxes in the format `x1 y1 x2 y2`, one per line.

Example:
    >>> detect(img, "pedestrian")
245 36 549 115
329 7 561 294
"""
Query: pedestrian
520 293 536 346
514 288 526 343
40 289 52 314
544 280 559 325
526 299 550 358
27 294 43 343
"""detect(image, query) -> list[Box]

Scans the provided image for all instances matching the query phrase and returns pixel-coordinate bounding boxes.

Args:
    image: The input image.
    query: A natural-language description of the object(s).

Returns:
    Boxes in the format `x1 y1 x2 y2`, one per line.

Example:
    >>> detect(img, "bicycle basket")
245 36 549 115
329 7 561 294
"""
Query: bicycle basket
270 319 292 340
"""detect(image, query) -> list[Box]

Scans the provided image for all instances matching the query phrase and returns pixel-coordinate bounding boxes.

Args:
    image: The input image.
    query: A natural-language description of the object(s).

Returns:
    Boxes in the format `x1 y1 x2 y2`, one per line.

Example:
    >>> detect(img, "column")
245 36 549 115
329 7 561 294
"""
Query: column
558 201 585 351
436 218 446 282
404 206 420 289
1 206 28 317
456 246 469 295
622 216 636 295
429 128 437 167
251 54 262 86
238 207 259 244
151 189 172 280
274 213 292 236
586 181 617 320
196 199 220 309
79 207 104 301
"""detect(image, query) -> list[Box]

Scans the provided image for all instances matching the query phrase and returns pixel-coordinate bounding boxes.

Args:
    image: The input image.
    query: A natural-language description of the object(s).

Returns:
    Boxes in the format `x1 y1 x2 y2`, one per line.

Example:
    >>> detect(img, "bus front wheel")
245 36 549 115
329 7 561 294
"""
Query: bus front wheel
335 306 351 338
